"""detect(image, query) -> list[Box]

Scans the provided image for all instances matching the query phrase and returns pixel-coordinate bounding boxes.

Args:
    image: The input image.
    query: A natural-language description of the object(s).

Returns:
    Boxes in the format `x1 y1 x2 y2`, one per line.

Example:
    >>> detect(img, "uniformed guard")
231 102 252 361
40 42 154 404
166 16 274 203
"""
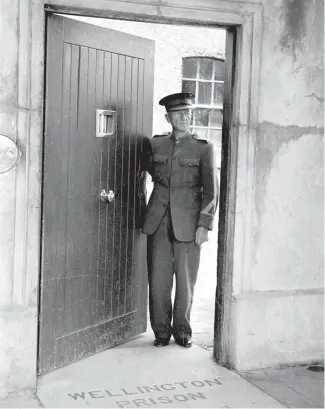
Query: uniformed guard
141 92 218 348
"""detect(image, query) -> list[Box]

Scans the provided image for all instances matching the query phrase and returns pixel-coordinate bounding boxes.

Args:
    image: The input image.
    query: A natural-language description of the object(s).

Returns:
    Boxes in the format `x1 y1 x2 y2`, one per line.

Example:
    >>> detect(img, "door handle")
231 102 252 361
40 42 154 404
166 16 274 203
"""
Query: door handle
100 189 115 203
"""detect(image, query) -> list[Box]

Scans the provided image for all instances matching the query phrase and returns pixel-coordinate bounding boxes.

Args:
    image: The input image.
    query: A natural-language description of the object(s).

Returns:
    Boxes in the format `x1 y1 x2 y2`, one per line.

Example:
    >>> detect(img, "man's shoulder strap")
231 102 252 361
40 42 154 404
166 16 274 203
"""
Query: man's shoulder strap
152 131 171 138
192 133 209 144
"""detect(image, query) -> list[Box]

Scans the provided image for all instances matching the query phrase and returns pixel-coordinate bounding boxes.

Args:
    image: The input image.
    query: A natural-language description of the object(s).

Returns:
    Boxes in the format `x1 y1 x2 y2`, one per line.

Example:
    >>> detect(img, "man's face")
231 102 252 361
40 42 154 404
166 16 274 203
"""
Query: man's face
166 109 193 132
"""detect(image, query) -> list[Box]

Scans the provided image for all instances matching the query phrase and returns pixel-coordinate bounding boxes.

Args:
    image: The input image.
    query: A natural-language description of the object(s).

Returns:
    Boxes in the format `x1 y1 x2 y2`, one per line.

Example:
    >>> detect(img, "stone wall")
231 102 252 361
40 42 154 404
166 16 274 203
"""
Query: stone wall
230 0 324 369
0 0 43 397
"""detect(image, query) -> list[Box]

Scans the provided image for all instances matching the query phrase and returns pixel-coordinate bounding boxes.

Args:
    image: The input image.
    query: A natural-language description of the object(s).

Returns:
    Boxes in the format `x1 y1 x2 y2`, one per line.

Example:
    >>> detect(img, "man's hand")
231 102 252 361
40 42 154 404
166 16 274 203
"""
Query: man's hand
195 226 209 247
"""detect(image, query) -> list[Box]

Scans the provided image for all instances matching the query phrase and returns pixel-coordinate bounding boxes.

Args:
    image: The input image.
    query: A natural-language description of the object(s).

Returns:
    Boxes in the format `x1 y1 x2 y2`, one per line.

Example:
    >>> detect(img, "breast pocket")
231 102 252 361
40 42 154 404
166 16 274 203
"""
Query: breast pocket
179 157 200 184
152 154 168 182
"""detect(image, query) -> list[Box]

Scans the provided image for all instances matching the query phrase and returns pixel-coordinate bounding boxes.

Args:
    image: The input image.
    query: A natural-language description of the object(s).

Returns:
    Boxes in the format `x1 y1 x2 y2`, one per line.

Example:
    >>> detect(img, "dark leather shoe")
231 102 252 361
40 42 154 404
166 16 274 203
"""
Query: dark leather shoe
175 337 192 348
154 338 169 347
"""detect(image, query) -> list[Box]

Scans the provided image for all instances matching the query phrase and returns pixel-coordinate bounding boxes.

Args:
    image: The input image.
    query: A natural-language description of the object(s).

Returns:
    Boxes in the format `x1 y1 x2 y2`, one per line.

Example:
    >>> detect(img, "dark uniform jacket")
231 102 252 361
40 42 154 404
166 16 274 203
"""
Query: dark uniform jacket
141 132 218 242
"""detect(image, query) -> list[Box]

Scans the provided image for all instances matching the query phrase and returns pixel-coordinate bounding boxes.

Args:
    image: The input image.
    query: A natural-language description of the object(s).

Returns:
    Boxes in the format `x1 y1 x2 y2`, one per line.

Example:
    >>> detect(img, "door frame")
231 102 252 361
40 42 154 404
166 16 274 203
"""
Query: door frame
19 0 262 372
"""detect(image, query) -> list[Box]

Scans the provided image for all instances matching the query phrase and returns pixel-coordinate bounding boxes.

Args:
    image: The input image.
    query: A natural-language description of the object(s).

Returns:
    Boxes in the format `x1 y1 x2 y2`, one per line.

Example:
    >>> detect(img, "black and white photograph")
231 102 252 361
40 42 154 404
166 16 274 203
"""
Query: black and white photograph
0 1 324 408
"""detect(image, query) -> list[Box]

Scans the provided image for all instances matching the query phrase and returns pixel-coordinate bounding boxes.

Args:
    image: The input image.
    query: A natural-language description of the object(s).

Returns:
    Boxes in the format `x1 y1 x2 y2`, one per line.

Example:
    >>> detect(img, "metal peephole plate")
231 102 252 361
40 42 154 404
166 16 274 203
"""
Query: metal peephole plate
96 109 116 137
0 134 21 173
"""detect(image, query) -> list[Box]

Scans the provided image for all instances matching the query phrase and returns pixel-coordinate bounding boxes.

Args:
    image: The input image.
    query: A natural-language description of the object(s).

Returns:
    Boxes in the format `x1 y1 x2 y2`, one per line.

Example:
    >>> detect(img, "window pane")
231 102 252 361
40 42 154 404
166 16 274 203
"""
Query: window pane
213 83 224 106
199 58 214 80
194 108 209 127
182 80 196 95
214 59 225 81
198 82 212 104
210 109 223 127
209 129 222 145
192 127 208 139
183 58 198 79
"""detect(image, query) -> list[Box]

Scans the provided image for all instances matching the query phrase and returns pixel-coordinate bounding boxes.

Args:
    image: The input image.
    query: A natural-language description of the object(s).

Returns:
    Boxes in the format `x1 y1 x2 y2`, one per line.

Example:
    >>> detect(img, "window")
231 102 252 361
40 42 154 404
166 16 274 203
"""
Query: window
182 57 225 150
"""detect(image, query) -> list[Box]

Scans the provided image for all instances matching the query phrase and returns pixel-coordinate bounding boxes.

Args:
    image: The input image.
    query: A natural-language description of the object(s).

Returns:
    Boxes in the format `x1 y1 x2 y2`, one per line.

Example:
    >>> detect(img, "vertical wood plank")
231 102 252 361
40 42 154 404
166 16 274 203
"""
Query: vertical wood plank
128 58 139 314
64 44 81 334
78 46 91 282
110 52 119 318
87 47 101 326
58 42 71 282
132 58 145 312
119 55 132 315
103 51 113 320
96 50 106 321
55 42 72 339
116 54 126 317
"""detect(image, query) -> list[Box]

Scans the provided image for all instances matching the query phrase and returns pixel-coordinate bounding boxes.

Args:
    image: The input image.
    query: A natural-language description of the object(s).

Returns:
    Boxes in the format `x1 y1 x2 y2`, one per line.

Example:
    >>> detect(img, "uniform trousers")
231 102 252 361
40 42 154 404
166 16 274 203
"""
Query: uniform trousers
147 208 201 340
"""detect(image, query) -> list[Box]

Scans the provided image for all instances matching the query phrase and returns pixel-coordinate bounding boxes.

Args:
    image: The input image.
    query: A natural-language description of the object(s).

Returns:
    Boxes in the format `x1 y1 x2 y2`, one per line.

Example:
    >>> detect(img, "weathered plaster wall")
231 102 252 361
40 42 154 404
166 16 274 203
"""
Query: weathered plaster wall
231 0 324 369
253 128 323 291
0 0 18 305
0 307 38 396
0 0 42 398
251 0 324 291
0 1 34 396
232 289 324 369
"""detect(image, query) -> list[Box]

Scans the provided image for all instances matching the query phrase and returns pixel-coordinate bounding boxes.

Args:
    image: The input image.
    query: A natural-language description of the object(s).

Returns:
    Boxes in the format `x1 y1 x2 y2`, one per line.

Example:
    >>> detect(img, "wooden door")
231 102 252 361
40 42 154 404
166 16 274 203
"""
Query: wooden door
38 14 154 374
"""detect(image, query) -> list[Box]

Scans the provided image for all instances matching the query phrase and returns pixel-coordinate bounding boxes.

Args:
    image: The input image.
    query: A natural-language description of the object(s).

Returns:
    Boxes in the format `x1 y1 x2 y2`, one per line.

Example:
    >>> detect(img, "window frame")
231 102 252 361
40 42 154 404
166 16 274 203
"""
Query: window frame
182 56 225 140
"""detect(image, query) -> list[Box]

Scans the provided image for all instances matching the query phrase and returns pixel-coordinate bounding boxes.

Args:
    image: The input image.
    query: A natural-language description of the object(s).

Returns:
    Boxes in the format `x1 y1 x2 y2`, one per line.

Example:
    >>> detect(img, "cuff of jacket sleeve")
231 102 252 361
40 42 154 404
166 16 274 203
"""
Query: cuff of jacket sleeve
197 214 214 231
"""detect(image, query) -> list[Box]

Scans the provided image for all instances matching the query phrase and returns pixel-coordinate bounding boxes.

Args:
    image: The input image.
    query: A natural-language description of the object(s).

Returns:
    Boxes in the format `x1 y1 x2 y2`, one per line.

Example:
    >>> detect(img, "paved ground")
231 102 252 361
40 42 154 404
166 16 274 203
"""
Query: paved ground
36 331 284 408
239 364 324 408
2 360 323 408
